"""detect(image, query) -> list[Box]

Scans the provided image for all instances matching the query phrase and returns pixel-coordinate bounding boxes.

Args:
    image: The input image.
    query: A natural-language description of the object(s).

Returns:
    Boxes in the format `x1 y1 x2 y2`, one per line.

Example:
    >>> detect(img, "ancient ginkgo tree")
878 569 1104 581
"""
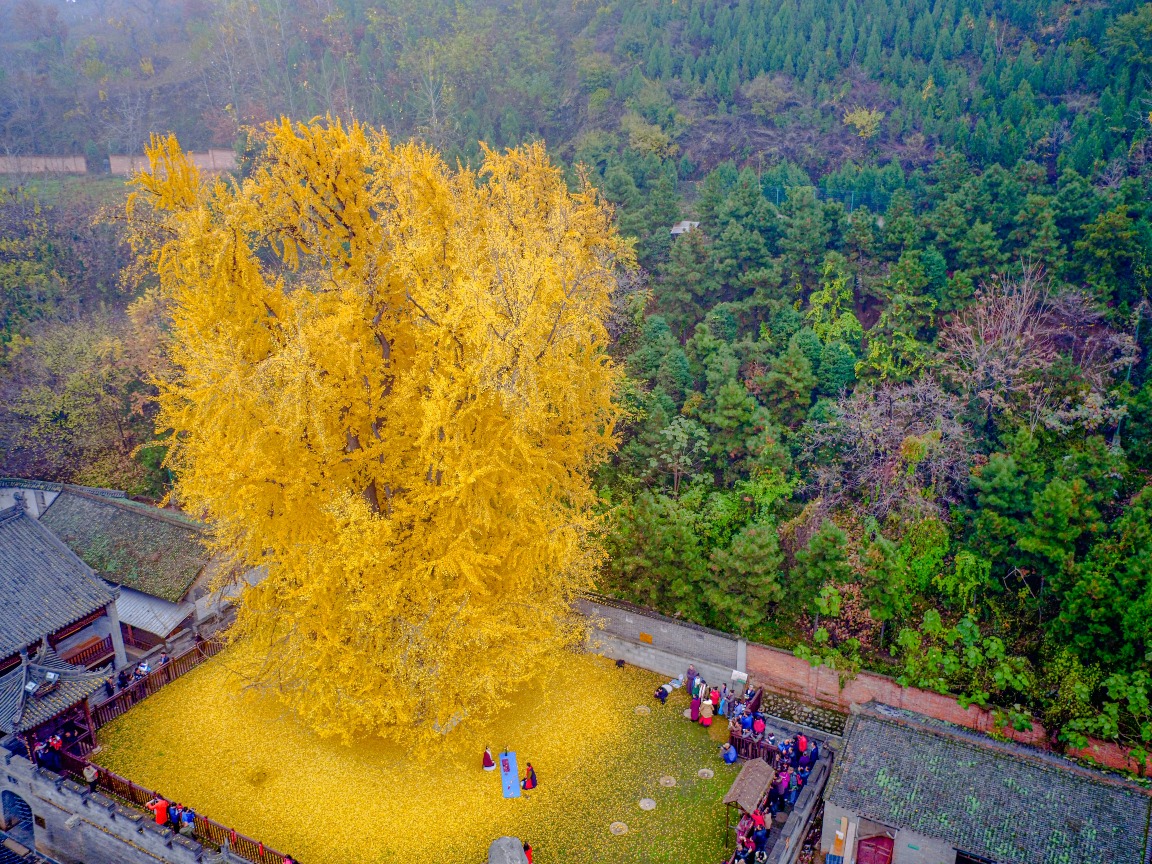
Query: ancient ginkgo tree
126 120 632 744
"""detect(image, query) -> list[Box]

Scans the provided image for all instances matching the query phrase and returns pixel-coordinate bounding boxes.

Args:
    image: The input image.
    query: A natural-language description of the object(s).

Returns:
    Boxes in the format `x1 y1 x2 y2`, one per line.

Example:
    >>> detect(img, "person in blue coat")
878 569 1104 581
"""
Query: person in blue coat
721 742 739 764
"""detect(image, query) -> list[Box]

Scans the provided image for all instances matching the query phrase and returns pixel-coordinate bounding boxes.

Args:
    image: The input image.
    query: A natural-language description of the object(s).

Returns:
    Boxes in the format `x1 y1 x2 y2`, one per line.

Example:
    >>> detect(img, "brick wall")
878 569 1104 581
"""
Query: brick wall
745 640 1142 773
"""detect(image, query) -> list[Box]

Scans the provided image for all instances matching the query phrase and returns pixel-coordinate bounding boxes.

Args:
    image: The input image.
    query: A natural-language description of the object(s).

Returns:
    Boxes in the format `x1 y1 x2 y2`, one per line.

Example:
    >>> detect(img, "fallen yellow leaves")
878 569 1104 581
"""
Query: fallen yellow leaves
93 651 740 863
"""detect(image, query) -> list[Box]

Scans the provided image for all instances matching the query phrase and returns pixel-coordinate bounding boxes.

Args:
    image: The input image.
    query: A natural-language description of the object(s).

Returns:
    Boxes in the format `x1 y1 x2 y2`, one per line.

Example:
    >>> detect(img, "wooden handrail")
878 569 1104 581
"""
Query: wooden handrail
61 635 114 668
56 748 289 864
91 638 226 728
50 632 287 864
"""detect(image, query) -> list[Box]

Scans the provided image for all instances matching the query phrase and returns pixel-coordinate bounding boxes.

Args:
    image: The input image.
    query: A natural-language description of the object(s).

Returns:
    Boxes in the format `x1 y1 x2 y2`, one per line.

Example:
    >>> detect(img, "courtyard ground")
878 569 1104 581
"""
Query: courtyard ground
93 651 740 864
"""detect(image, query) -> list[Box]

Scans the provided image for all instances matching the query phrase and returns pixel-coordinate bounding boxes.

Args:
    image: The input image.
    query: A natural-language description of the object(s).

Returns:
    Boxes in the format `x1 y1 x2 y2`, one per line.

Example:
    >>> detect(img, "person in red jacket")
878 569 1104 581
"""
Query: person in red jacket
522 841 533 863
146 797 169 826
521 763 538 790
483 746 496 771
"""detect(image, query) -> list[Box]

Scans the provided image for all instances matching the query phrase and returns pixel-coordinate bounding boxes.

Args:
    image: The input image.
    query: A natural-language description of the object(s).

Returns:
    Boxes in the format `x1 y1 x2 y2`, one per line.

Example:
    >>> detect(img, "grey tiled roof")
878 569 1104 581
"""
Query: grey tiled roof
41 488 208 602
0 644 108 734
0 504 116 659
827 703 1152 864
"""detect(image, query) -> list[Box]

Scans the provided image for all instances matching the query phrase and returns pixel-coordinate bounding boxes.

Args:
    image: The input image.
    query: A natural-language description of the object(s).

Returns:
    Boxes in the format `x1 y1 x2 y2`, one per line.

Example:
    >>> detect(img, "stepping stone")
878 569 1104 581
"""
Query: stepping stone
698 769 715 779
609 822 629 835
634 705 650 715
659 775 677 787
639 798 657 811
682 708 693 718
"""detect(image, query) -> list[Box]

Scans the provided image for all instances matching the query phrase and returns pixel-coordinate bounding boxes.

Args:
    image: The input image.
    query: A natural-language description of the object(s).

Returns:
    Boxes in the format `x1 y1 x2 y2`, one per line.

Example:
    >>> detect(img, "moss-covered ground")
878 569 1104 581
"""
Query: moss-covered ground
93 651 740 864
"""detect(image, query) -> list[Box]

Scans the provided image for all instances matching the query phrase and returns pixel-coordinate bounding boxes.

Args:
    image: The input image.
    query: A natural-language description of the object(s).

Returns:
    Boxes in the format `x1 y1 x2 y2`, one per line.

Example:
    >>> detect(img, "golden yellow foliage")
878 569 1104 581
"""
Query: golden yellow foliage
842 106 884 141
125 120 633 746
93 652 737 864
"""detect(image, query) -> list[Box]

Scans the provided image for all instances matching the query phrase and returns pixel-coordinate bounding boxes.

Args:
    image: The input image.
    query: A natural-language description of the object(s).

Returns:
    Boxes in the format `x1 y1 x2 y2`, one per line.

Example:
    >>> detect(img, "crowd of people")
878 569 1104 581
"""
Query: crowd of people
651 664 824 864
728 717 821 862
31 734 65 773
111 652 170 694
141 794 298 863
654 664 741 730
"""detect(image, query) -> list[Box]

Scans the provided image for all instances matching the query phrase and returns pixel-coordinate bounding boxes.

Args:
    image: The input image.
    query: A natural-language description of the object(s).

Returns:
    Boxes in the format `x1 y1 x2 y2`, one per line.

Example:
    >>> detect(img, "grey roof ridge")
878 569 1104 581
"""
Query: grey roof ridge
0 503 24 526
0 477 126 498
47 484 204 533
853 700 1152 798
11 503 119 605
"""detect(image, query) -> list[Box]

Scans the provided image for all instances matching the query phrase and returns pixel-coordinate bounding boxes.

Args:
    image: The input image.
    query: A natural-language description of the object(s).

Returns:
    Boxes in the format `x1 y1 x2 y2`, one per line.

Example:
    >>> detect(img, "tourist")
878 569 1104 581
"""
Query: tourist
750 809 766 830
146 797 169 826
700 696 713 727
483 746 495 771
521 763 537 791
180 807 196 838
752 715 765 740
709 686 720 711
82 763 99 793
797 733 808 754
780 736 795 766
523 841 533 863
721 743 738 765
774 767 790 803
718 684 728 717
160 651 171 666
751 825 769 852
654 682 673 704
170 802 184 830
786 769 801 806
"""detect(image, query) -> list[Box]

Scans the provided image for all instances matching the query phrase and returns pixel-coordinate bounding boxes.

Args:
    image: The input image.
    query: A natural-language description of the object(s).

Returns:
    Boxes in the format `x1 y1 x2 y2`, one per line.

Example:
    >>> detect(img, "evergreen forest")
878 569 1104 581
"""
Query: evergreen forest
3 0 1152 766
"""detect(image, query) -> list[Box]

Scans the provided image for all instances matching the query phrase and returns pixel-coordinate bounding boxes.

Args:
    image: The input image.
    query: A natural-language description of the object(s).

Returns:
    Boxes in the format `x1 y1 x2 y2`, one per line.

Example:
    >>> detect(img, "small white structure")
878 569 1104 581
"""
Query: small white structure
670 220 700 236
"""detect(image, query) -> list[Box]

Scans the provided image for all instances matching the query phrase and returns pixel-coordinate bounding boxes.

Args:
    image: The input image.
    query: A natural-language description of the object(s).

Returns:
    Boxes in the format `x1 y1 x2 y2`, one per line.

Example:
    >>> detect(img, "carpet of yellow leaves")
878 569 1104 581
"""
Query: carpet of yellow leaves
93 651 739 864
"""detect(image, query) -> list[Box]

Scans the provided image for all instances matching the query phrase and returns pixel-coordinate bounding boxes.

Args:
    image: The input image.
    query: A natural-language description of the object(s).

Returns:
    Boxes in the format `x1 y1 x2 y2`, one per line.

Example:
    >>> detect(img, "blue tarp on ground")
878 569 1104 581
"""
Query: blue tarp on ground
499 750 520 798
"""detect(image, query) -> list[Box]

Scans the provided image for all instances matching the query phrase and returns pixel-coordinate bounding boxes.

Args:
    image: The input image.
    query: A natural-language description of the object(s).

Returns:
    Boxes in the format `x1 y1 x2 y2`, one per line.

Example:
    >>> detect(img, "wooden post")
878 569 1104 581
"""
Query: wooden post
82 697 97 746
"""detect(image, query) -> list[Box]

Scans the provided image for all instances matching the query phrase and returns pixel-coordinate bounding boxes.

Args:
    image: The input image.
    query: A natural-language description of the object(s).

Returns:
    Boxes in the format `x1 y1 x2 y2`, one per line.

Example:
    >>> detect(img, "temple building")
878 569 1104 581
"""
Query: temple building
821 702 1152 864
0 493 126 756
0 479 215 653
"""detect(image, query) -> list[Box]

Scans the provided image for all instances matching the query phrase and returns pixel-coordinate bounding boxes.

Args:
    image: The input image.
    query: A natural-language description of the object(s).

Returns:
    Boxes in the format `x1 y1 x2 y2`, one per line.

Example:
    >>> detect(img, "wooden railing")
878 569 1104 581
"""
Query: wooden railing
91 638 225 729
57 751 288 864
122 628 159 651
61 635 114 669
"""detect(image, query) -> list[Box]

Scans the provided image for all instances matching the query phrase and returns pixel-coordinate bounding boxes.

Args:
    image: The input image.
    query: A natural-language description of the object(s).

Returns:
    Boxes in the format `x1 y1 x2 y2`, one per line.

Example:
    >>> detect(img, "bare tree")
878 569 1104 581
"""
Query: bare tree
802 379 973 520
937 266 1055 429
938 267 1138 432
413 55 456 151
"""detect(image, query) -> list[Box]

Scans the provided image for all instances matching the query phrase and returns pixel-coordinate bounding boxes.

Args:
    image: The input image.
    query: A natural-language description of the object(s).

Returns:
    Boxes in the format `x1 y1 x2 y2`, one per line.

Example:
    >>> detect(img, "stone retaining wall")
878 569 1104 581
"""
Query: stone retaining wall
1 751 209 864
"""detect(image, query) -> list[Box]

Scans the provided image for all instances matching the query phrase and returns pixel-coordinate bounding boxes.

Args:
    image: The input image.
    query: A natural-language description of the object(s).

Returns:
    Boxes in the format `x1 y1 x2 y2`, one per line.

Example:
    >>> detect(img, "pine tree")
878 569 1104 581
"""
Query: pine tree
705 519 785 633
657 229 719 338
790 520 854 611
758 338 816 427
